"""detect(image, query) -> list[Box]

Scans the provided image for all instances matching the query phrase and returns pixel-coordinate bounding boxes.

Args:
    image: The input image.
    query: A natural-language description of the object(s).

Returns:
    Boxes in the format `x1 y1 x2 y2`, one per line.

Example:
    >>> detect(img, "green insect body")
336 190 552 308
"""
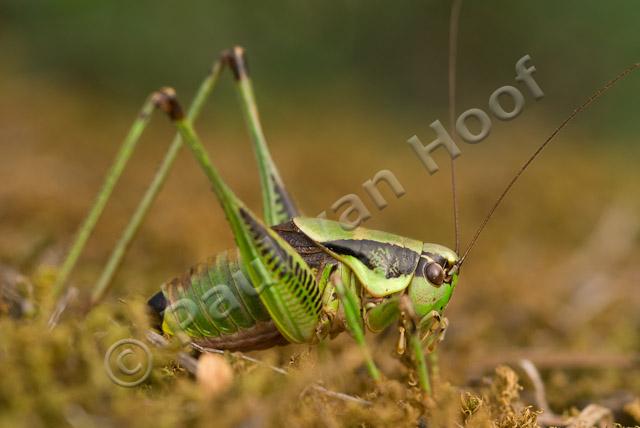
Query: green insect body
137 47 460 391
53 41 635 395
152 217 459 358
52 47 478 393
52 38 637 395
153 250 287 351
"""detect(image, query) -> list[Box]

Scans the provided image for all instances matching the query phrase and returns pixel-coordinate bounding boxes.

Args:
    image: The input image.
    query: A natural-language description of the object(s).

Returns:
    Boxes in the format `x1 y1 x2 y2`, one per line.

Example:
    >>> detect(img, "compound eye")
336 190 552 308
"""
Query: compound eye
425 262 445 286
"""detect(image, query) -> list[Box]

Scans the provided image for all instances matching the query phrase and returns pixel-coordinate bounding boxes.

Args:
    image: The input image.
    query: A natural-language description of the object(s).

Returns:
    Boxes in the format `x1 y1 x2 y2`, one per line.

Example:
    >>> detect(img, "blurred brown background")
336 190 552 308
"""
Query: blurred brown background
1 0 639 400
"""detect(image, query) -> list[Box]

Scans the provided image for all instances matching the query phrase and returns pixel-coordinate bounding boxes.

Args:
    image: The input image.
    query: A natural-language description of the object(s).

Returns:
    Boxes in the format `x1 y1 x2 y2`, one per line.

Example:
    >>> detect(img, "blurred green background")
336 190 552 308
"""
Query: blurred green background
2 0 639 136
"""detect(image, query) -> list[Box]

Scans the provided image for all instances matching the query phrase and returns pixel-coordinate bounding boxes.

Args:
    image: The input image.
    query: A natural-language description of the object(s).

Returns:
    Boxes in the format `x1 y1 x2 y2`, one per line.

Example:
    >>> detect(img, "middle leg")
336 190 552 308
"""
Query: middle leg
332 264 381 381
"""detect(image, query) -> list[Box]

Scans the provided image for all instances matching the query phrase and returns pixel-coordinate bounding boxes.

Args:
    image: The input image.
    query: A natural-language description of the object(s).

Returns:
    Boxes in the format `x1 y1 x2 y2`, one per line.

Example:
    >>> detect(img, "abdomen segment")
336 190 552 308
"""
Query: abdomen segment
149 250 288 351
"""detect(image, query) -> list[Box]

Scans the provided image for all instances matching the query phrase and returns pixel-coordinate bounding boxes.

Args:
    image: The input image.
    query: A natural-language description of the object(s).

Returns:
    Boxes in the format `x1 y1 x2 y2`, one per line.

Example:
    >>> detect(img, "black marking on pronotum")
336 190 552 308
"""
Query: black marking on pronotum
222 46 249 81
422 251 448 268
239 208 322 313
271 174 299 219
323 239 419 279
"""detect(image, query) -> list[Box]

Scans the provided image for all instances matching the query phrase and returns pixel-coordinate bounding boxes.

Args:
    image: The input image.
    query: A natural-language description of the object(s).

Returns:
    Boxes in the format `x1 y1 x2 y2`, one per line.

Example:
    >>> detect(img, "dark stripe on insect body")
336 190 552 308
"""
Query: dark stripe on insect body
323 239 420 279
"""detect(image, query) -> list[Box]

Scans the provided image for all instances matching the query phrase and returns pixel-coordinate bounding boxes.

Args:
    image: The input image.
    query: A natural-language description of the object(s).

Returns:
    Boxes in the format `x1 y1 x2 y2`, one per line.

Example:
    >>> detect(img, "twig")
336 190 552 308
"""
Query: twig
468 354 636 426
191 342 372 406
519 359 552 414
567 404 613 428
47 287 78 330
147 332 371 406
191 342 288 375
146 330 199 374
517 359 568 427
467 350 639 379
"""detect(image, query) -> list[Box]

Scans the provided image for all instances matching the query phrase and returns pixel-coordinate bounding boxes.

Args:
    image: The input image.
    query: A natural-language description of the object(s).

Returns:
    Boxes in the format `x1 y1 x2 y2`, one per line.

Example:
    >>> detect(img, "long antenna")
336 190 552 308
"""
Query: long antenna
458 62 639 266
449 0 463 254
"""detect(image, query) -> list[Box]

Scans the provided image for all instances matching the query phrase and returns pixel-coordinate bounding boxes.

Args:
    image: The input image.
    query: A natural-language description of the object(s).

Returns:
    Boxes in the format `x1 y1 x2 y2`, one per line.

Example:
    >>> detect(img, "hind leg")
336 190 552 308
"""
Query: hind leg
55 47 301 308
52 59 225 307
153 88 326 344
93 48 297 305
222 47 299 226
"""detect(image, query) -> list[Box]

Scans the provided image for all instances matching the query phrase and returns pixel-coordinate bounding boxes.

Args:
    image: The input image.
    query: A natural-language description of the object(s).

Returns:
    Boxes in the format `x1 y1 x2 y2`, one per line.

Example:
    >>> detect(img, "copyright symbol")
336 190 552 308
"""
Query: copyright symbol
104 338 152 387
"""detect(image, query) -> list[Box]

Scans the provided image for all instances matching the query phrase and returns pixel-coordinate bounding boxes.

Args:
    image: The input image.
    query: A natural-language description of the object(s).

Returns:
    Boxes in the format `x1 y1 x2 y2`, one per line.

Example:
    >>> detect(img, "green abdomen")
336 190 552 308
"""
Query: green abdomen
160 250 288 351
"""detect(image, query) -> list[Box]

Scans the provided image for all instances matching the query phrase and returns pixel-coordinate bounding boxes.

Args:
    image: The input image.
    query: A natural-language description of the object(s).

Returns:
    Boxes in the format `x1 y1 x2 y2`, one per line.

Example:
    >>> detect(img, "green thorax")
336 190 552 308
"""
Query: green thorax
293 217 423 297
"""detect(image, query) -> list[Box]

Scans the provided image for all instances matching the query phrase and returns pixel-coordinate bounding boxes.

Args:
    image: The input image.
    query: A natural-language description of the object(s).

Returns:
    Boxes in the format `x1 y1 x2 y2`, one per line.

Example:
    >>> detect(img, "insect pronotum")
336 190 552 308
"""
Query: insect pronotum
50 42 638 394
